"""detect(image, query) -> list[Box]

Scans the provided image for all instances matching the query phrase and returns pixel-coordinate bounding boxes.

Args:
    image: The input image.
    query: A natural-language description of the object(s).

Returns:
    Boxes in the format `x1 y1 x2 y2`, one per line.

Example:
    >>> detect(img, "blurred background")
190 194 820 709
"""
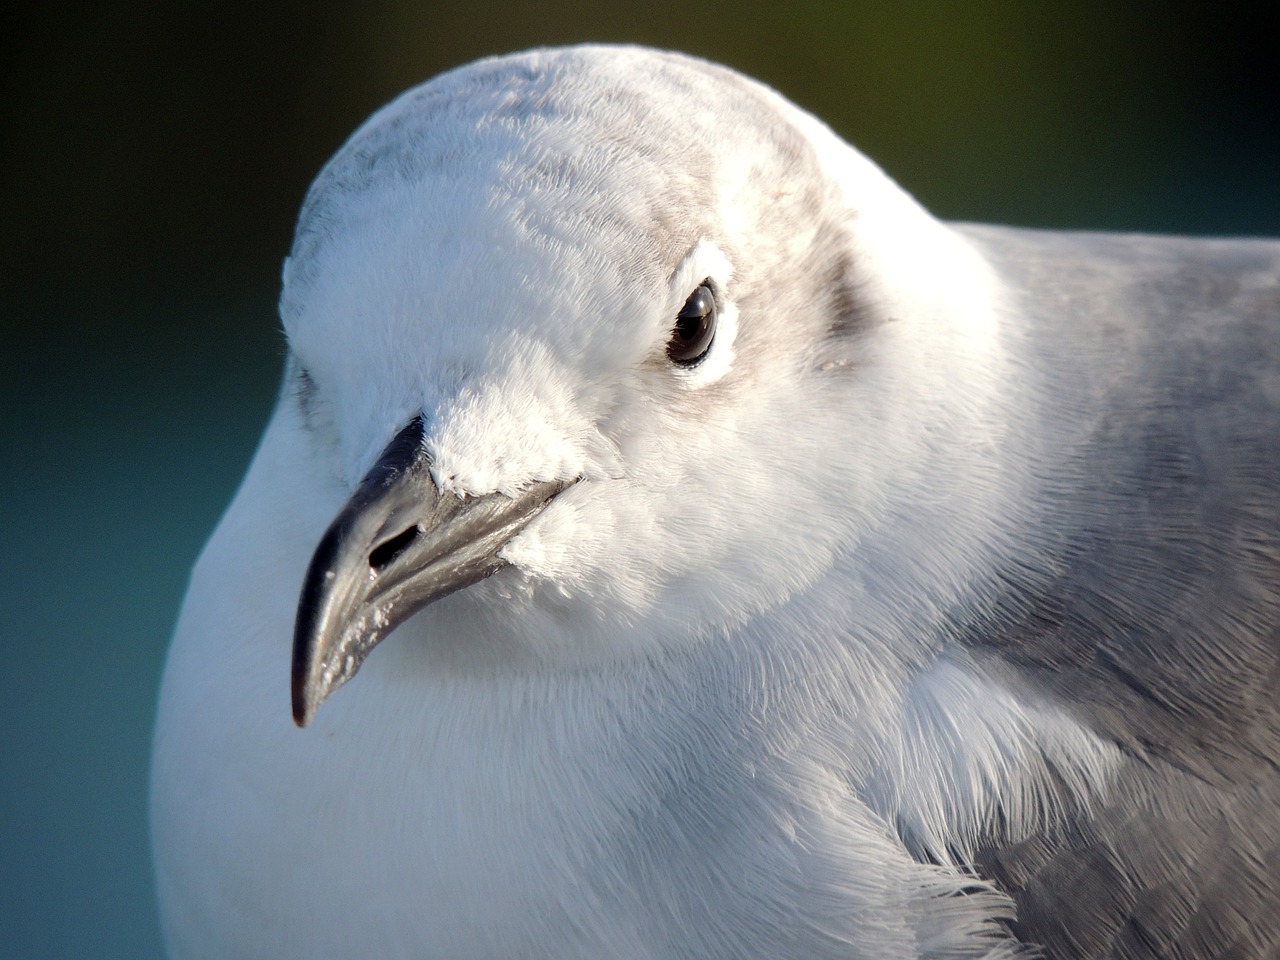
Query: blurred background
2 2 1277 956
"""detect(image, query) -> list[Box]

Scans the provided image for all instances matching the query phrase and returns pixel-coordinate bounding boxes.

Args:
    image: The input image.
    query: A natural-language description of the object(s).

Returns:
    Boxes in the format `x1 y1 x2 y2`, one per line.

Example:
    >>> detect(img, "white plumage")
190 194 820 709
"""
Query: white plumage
151 46 1280 959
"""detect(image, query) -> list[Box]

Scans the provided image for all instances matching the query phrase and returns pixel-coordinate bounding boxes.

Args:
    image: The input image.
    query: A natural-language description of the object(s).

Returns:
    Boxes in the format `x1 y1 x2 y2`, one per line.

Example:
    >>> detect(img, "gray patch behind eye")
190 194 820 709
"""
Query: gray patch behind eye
791 212 878 366
826 248 870 342
292 364 321 432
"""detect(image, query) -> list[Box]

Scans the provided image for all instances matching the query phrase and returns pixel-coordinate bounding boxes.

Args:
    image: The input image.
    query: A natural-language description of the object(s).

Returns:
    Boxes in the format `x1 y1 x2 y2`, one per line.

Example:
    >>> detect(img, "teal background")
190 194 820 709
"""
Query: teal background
2 3 1277 957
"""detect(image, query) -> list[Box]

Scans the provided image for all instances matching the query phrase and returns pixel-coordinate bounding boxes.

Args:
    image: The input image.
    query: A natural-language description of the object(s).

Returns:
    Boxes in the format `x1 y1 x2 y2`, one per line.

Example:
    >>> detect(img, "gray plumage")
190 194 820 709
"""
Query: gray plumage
959 227 1280 957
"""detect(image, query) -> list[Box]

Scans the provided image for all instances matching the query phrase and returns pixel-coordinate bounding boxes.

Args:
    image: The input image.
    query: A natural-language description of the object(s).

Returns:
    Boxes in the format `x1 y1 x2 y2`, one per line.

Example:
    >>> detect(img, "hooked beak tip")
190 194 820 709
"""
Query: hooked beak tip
288 416 579 728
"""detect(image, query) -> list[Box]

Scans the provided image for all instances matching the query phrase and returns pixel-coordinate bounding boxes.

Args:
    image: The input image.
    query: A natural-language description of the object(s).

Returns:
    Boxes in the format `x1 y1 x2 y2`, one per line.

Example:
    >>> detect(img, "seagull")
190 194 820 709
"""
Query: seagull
150 45 1280 960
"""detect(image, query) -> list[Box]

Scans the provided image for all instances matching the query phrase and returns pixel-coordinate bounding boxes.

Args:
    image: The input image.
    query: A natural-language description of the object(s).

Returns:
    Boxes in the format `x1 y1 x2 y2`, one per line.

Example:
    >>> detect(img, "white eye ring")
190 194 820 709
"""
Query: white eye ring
666 240 737 385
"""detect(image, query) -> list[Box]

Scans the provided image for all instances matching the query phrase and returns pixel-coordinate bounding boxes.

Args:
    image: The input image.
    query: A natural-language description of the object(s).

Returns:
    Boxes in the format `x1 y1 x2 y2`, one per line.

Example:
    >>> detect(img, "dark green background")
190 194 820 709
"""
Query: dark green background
2 3 1277 957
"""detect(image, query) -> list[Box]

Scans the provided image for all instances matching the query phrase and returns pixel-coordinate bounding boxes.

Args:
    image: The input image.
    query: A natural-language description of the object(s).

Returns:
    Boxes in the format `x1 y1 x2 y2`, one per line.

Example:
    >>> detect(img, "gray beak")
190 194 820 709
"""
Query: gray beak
291 417 572 726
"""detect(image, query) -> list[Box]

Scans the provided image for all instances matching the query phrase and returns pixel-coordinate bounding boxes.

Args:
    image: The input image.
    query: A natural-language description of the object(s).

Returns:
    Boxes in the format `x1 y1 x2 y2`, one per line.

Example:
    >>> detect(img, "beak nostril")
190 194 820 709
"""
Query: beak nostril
369 526 420 573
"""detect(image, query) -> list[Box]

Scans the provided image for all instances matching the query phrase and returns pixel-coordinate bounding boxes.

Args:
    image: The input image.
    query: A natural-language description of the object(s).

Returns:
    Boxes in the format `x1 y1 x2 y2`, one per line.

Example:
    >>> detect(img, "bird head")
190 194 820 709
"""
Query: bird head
281 46 1005 725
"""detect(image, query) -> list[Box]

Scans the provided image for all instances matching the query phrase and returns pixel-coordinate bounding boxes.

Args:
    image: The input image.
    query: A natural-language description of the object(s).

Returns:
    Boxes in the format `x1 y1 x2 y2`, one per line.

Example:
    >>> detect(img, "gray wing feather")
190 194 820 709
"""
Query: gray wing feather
950 226 1280 958
978 764 1280 959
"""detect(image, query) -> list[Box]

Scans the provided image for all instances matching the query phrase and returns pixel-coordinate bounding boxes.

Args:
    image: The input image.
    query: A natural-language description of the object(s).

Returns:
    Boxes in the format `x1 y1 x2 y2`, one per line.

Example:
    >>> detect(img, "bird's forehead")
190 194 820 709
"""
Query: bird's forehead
280 48 831 362
291 46 809 247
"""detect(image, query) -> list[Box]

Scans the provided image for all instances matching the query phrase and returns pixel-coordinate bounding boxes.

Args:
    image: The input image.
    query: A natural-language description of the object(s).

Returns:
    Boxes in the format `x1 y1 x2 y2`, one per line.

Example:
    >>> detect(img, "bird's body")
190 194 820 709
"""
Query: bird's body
151 46 1280 959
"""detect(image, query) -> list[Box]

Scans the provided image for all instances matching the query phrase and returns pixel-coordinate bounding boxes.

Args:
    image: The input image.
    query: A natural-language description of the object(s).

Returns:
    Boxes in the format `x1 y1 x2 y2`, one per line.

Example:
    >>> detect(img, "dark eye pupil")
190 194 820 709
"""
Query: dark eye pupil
668 281 717 365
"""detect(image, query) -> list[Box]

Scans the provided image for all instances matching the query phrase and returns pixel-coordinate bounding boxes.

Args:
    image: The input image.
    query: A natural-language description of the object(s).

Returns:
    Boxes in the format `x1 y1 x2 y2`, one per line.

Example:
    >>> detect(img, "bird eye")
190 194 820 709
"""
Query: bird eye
667 281 717 366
